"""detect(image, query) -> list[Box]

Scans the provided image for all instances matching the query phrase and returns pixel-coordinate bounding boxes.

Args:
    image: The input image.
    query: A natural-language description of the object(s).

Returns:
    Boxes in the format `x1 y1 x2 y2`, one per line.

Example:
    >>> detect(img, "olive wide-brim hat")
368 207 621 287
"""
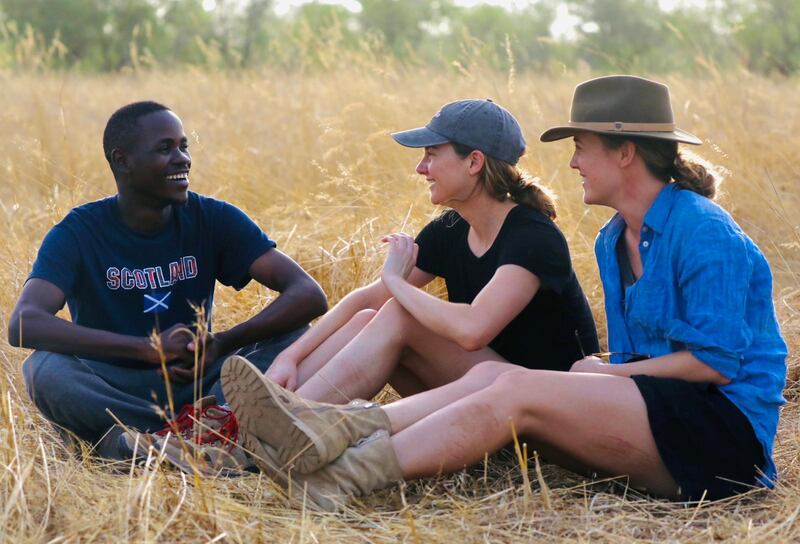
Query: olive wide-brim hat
540 75 702 145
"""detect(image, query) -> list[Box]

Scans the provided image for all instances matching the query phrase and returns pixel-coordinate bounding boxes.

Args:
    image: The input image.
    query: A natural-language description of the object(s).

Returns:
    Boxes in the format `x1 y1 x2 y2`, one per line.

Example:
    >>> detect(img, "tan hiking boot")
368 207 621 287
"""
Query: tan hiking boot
221 355 392 474
243 428 402 512
296 430 403 511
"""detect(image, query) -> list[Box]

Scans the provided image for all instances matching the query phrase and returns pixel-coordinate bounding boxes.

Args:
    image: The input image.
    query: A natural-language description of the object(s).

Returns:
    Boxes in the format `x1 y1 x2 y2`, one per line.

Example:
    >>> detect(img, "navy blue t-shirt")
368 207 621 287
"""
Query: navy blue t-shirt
29 192 275 364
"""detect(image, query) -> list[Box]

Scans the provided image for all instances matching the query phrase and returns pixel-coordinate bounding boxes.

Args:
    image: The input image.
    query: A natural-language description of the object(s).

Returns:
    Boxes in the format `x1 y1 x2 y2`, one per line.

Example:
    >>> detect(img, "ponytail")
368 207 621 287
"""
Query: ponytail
505 169 558 220
451 142 558 220
672 152 717 199
600 135 717 200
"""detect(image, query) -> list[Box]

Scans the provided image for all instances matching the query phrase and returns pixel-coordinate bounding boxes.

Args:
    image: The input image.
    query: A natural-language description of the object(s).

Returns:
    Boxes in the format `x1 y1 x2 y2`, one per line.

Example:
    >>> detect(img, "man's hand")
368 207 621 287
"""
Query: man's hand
167 332 228 384
265 355 299 391
152 323 195 365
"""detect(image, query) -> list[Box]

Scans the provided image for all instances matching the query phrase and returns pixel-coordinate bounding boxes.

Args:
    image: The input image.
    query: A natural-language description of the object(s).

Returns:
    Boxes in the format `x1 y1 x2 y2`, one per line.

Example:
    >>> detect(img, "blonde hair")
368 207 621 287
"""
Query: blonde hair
452 142 557 220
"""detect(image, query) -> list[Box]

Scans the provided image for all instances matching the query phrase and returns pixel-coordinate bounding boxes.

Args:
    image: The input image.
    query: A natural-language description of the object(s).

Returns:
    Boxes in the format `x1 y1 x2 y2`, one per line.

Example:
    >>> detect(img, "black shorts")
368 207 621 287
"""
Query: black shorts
631 375 765 501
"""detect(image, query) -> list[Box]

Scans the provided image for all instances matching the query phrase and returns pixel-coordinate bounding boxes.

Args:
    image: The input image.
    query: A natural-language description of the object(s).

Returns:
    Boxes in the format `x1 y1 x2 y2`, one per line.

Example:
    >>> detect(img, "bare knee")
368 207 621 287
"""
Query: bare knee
488 369 565 430
372 298 415 339
463 360 518 386
376 298 408 319
491 368 533 388
350 308 377 329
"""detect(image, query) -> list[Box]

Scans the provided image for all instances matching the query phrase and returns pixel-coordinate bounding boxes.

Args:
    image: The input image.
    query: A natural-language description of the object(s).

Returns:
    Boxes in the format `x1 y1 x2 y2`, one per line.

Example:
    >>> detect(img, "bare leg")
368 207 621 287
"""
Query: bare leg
383 360 518 433
390 369 680 498
293 309 377 388
296 299 507 403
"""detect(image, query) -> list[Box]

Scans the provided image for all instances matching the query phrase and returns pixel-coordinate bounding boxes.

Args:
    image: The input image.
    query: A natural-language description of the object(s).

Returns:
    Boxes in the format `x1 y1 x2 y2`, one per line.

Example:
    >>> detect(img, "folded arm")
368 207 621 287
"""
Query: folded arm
381 233 540 351
210 249 328 355
8 279 190 364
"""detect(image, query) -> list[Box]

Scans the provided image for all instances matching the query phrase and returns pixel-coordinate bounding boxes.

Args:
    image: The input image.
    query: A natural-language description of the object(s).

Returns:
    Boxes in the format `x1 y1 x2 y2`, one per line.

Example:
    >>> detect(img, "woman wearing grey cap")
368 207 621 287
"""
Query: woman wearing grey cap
219 77 786 511
252 98 598 406
221 100 596 473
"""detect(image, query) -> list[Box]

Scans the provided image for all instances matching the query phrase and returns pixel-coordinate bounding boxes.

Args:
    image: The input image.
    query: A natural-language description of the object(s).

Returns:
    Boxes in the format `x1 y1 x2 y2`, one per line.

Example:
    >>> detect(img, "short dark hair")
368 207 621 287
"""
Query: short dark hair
103 101 170 165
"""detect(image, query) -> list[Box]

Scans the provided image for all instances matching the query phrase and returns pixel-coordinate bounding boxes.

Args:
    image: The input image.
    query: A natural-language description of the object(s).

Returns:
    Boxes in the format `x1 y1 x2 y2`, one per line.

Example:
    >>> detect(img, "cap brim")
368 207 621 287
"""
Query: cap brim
391 126 451 148
540 126 702 146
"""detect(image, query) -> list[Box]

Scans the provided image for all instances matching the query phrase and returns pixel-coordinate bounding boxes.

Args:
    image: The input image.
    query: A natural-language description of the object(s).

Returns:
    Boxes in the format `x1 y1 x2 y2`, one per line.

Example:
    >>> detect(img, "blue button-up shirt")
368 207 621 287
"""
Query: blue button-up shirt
596 183 787 484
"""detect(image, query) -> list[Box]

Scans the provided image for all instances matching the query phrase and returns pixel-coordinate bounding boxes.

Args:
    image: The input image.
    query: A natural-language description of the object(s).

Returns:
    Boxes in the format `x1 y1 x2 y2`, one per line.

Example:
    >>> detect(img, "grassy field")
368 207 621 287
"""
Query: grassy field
0 61 798 542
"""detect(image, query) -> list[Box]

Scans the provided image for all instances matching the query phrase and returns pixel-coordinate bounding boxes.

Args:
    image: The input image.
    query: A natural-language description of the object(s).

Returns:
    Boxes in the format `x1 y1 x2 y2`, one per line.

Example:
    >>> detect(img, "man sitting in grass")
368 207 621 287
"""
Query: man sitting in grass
7 101 327 474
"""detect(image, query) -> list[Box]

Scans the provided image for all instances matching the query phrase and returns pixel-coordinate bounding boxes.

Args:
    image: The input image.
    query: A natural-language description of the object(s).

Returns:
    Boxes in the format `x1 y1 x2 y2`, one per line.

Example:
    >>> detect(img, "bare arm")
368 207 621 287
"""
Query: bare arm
380 233 541 351
208 249 328 354
570 352 731 385
7 279 190 364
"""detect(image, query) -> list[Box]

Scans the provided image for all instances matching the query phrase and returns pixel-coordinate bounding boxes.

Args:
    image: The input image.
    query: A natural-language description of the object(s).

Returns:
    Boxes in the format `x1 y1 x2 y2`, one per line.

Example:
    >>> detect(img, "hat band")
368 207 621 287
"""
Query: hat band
568 121 675 133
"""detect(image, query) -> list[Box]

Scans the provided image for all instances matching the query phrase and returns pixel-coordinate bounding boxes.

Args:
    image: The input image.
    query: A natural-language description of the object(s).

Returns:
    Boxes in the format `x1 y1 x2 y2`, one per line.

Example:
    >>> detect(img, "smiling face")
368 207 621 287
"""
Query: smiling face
415 143 479 206
569 132 624 207
117 109 191 206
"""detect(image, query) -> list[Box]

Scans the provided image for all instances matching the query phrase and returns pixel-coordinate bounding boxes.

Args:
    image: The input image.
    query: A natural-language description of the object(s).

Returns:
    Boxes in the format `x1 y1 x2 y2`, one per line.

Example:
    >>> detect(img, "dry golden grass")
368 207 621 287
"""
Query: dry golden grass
0 58 798 542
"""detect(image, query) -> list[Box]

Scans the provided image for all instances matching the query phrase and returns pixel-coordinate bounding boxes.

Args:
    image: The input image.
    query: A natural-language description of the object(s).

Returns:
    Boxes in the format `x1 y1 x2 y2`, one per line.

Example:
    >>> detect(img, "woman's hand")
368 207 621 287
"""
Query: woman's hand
570 356 616 375
265 355 300 391
381 233 419 287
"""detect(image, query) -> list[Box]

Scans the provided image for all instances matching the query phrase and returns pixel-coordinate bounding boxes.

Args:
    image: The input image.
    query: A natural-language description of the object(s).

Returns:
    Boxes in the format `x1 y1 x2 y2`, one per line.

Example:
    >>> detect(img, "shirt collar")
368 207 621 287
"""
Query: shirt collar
599 212 625 239
597 182 679 241
642 183 679 234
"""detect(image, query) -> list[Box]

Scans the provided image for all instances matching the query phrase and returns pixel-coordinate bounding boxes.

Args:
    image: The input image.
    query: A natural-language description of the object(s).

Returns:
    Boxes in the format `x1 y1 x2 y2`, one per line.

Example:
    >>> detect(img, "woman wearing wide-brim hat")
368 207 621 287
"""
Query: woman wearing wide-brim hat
220 77 786 510
537 75 786 499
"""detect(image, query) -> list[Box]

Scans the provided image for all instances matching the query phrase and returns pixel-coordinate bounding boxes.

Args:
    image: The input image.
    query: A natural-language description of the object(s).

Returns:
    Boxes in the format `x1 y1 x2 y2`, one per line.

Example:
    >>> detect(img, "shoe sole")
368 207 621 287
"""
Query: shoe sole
220 355 328 474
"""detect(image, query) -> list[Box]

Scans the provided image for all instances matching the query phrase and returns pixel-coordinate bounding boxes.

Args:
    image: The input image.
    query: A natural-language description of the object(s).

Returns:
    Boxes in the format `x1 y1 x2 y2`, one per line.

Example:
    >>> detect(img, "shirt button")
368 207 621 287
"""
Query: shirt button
642 241 650 248
642 226 649 233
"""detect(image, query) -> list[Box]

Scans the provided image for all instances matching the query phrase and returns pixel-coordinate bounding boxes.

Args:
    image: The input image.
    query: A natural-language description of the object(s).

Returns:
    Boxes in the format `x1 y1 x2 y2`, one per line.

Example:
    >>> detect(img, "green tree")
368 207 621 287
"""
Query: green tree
292 1 355 36
241 0 272 66
443 2 557 70
104 0 161 69
566 0 730 73
0 0 110 68
735 0 800 75
568 0 673 71
265 2 358 69
157 0 218 67
358 0 438 57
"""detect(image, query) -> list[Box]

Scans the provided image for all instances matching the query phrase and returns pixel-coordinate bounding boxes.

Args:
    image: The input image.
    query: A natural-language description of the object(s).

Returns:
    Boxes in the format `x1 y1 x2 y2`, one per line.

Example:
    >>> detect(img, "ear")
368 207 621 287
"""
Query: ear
110 148 132 174
467 150 486 175
617 140 637 168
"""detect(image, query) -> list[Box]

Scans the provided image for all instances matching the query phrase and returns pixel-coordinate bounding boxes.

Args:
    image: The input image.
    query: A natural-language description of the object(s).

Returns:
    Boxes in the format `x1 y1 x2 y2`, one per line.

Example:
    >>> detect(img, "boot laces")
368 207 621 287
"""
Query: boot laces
156 403 239 449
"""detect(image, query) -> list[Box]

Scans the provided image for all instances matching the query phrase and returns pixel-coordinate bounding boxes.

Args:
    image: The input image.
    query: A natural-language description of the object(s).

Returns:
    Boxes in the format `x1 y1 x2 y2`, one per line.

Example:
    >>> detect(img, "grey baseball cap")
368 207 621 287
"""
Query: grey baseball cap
391 99 526 165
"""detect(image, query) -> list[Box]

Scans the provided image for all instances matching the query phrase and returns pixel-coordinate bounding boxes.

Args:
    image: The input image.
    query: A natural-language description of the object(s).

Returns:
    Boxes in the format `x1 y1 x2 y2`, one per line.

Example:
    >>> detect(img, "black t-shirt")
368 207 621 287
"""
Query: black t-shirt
29 192 276 366
415 206 599 371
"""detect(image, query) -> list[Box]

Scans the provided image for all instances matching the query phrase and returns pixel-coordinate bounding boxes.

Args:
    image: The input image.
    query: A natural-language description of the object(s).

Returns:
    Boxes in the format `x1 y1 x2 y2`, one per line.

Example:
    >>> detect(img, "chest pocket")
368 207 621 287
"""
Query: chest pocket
625 275 675 339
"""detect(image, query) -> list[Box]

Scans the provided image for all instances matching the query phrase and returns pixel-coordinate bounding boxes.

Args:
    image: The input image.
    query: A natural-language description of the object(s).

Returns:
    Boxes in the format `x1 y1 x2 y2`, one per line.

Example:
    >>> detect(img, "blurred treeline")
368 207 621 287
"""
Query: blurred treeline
0 0 798 75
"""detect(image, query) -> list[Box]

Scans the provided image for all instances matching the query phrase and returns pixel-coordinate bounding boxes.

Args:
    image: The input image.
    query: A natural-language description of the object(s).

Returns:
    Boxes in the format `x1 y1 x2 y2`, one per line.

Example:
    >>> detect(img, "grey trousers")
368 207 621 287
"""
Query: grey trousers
21 327 307 442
